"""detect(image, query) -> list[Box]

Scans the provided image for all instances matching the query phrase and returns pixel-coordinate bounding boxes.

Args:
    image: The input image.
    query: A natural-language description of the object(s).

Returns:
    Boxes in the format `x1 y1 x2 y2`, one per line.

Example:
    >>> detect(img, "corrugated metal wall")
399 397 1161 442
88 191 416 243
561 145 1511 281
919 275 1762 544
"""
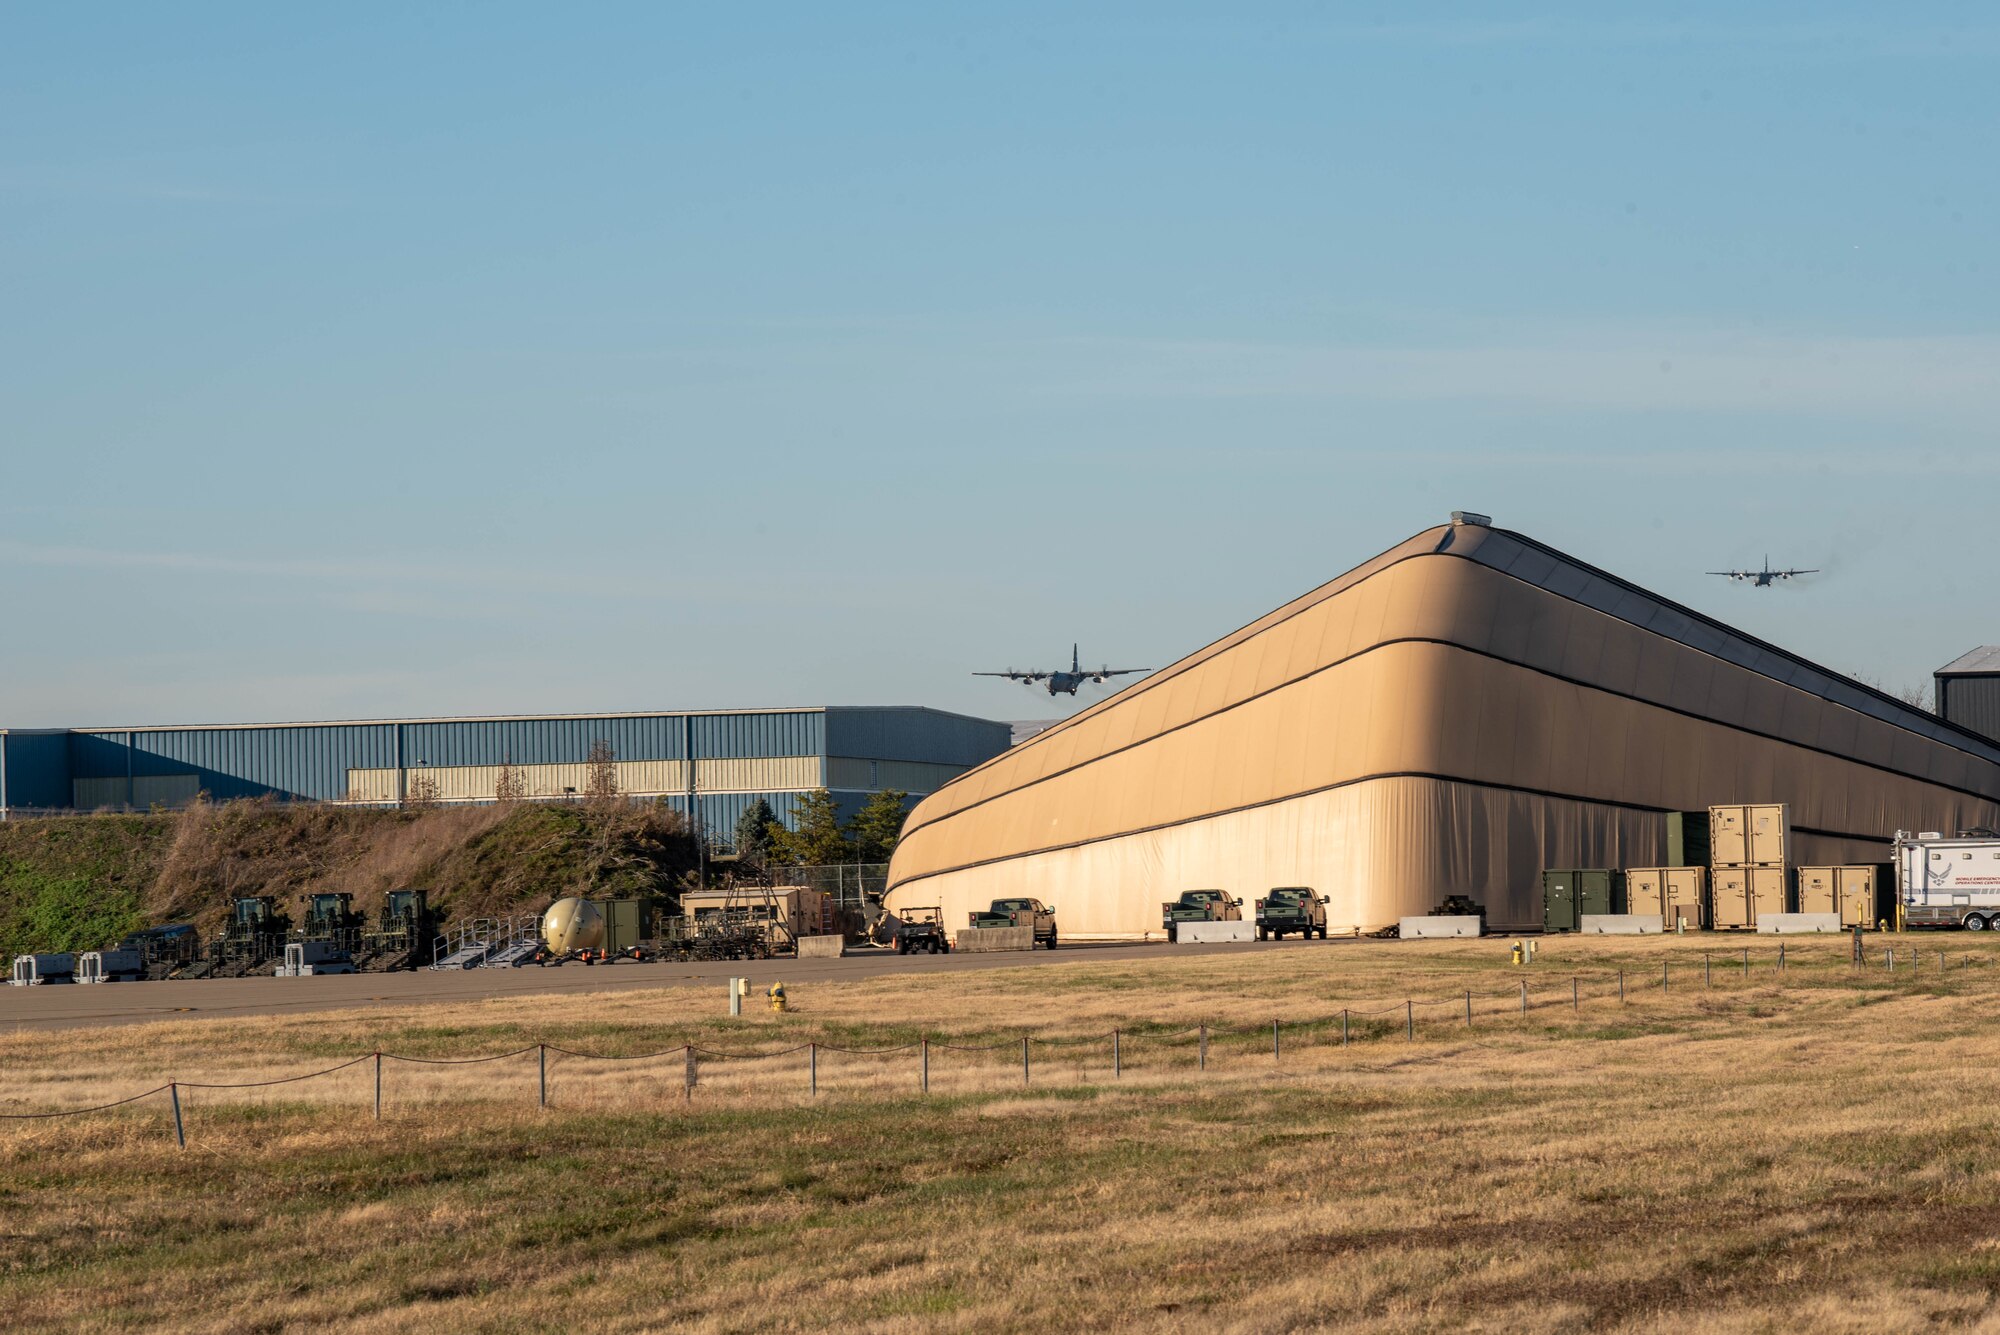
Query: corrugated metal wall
1941 677 2000 745
825 757 973 793
18 708 1002 819
1 731 73 809
825 708 1010 767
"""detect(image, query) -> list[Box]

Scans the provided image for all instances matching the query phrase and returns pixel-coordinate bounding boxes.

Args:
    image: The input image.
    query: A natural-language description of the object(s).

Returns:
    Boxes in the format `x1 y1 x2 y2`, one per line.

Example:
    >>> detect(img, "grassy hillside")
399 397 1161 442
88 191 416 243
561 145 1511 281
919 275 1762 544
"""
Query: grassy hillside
0 800 701 955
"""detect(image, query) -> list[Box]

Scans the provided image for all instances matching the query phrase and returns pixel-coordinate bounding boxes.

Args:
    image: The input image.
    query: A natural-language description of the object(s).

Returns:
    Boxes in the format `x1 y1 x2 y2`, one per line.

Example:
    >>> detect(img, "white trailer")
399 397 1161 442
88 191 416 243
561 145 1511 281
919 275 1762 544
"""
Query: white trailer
1895 831 2000 929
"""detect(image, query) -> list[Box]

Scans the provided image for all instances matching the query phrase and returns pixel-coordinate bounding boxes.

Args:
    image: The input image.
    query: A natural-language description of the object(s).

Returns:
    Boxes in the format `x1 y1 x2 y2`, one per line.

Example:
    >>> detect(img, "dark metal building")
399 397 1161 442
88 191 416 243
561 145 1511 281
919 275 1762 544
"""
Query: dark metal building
1936 648 2000 744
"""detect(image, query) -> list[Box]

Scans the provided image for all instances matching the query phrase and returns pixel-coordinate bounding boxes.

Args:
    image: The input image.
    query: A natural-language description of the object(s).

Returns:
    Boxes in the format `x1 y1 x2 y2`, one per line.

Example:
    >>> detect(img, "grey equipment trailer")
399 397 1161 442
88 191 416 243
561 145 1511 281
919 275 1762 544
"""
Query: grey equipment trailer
1896 830 2000 929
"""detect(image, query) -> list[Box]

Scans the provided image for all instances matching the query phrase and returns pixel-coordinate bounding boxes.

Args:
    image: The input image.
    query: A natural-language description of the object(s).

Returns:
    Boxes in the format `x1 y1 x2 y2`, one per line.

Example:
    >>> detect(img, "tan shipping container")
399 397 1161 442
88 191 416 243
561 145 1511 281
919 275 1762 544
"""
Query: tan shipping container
1749 866 1789 919
1626 869 1665 920
1748 805 1790 865
1709 804 1791 866
1626 867 1706 929
1837 866 1878 928
1664 867 1707 930
1710 807 1748 865
1712 867 1753 929
1797 866 1837 916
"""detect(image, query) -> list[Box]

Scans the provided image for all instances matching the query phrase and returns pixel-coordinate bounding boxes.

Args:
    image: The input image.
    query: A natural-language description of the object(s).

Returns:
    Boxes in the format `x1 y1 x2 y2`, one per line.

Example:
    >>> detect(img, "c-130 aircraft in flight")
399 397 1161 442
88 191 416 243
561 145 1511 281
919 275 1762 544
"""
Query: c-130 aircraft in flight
974 644 1151 697
1707 556 1819 587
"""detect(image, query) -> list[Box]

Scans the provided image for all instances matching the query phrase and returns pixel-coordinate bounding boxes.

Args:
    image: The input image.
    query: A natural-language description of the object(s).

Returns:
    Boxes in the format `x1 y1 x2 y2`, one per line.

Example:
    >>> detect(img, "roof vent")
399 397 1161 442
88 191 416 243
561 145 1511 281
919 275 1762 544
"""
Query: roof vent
1450 511 1492 527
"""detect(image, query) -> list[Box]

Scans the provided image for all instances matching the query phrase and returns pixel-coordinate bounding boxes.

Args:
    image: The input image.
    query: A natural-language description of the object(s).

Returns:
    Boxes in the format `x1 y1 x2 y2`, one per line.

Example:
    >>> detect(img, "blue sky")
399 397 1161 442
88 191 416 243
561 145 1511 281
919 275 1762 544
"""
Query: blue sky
3 4 1996 727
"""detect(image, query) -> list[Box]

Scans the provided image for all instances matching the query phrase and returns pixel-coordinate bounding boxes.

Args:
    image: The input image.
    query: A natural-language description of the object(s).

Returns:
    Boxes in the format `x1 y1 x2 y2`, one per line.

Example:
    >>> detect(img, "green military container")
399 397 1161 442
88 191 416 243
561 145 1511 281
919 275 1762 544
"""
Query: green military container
1666 811 1711 870
1542 869 1626 932
599 898 644 954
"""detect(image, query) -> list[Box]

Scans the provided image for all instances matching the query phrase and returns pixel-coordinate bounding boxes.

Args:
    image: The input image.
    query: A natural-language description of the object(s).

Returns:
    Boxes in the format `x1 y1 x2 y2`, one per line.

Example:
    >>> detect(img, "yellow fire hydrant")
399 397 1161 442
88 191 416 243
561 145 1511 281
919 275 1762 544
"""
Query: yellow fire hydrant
768 981 788 1013
1510 940 1524 966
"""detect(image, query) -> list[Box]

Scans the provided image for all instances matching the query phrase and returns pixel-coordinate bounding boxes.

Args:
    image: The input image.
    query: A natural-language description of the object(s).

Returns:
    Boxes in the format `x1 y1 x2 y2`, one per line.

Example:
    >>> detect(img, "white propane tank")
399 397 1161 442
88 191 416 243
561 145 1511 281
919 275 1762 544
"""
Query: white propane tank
541 897 606 954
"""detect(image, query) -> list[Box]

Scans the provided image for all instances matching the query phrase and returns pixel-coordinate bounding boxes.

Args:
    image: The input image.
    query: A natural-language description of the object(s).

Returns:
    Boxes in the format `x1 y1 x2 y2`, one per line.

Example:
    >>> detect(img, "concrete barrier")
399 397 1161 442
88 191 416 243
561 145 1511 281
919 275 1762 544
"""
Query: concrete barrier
1757 912 1843 934
1174 920 1255 944
1399 915 1482 939
1580 914 1663 935
955 926 1034 953
795 934 846 959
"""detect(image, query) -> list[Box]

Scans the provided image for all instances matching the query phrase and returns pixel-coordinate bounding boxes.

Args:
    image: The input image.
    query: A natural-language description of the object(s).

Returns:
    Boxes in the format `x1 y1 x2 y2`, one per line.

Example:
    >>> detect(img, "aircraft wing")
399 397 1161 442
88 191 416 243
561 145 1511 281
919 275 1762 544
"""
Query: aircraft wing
1095 668 1151 677
1706 571 1744 577
1776 569 1819 578
974 670 1047 682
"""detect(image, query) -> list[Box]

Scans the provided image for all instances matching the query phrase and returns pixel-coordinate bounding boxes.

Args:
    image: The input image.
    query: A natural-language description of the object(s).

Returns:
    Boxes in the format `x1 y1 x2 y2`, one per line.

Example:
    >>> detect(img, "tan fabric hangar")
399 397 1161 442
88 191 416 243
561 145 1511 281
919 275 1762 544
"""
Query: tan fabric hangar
885 517 2000 936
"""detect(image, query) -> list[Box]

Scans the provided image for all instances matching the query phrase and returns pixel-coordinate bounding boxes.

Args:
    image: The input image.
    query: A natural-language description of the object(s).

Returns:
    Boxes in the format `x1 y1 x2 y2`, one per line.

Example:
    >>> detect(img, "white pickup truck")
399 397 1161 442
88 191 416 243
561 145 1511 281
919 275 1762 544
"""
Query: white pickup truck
1896 831 2000 929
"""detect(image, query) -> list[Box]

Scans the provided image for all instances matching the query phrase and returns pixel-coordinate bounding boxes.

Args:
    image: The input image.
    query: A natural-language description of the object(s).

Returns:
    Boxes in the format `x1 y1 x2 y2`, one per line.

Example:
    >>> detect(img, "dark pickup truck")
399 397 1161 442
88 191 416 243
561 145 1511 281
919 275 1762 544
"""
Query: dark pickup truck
1255 886 1328 940
1162 889 1243 943
968 897 1058 949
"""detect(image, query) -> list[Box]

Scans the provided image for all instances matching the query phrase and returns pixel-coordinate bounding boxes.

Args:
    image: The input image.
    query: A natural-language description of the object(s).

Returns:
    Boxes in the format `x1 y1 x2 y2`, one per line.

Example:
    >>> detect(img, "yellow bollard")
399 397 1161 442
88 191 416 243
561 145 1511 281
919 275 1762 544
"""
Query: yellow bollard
768 982 788 1013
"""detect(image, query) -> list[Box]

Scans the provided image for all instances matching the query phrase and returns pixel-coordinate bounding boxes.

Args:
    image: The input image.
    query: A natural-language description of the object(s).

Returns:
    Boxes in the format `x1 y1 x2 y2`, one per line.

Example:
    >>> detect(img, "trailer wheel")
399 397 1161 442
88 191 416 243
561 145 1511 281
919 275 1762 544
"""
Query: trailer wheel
1967 914 1989 932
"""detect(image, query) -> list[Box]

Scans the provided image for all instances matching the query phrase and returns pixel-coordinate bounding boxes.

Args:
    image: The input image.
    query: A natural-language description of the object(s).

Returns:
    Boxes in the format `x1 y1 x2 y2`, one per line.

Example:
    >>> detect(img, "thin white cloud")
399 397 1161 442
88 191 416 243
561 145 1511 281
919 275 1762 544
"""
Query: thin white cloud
1031 322 2000 423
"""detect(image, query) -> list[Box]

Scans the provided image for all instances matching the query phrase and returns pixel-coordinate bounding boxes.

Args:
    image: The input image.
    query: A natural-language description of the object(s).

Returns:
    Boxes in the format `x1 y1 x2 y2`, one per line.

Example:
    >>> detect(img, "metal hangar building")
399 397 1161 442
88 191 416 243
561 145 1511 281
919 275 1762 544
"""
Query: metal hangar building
885 517 2000 936
0 706 1012 835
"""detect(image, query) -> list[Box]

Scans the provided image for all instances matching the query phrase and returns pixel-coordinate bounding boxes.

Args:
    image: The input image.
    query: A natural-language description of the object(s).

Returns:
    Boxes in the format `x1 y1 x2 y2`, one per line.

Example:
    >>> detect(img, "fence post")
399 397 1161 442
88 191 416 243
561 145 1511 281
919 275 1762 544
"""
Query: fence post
538 1044 547 1108
1705 953 1711 987
1199 1023 1208 1071
1520 979 1527 1014
1778 942 1786 972
1618 970 1625 1003
921 1038 930 1094
374 1051 382 1121
1464 991 1472 1026
1021 1037 1030 1086
1341 1009 1349 1046
1572 977 1578 1013
1405 1000 1413 1041
1742 948 1748 978
1113 1029 1121 1078
169 1082 185 1149
1662 961 1668 994
1272 1019 1280 1061
809 1042 817 1097
684 1046 696 1101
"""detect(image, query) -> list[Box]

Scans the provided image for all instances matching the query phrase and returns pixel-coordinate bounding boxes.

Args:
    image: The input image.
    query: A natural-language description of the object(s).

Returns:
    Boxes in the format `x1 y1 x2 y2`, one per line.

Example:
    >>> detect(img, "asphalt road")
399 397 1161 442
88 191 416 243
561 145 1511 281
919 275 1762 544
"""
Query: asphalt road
0 939 1335 1033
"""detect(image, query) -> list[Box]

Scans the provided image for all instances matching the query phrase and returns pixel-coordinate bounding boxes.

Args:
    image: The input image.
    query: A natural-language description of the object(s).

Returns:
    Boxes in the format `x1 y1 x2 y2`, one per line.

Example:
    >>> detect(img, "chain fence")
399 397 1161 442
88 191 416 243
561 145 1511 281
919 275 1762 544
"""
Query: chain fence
2 944 1981 1147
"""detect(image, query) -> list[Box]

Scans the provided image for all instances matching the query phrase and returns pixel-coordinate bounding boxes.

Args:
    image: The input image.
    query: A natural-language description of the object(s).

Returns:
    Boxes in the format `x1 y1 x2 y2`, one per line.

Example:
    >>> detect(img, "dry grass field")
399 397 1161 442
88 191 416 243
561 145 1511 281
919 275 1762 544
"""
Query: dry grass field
6 934 2000 1332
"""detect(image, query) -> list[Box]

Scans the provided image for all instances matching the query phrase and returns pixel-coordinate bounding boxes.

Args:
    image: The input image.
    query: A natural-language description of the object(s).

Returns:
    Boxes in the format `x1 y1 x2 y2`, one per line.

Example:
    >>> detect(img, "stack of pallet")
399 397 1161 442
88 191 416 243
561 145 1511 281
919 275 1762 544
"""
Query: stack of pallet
1625 811 1711 930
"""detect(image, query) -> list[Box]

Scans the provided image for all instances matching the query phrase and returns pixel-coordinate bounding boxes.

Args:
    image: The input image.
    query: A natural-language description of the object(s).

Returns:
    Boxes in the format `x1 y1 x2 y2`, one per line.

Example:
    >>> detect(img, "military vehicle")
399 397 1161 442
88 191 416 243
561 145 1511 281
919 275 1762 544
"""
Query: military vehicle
1162 889 1242 942
361 889 438 968
213 896 292 974
1254 886 1328 940
889 905 950 954
295 893 364 952
968 897 1058 948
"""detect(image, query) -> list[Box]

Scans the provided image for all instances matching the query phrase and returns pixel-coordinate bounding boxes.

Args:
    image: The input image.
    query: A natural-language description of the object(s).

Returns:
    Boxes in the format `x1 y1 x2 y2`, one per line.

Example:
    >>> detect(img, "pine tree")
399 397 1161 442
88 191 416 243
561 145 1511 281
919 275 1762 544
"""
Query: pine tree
733 797 778 863
846 790 910 864
770 788 851 866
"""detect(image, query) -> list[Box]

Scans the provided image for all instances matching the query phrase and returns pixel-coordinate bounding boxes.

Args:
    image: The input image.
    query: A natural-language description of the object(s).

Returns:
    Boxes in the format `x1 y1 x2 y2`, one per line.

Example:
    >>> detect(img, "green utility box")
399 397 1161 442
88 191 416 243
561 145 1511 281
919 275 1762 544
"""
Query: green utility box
1666 811 1711 870
1542 869 1626 933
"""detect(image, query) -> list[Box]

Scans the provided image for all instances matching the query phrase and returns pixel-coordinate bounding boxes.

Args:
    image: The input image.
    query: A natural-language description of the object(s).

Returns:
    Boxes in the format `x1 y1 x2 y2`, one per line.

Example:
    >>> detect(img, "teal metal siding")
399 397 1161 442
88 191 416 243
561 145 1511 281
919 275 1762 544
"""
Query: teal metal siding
824 708 1010 767
20 707 1001 814
0 731 72 809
